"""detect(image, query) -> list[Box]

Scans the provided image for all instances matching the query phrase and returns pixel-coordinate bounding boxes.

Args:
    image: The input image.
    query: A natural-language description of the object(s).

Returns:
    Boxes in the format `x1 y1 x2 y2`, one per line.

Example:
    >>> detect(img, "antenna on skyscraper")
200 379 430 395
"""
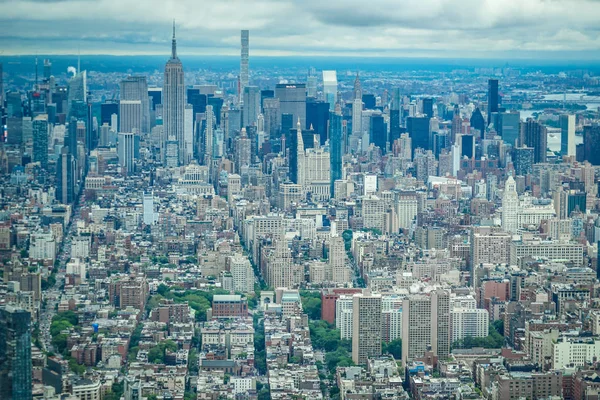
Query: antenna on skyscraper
35 54 38 89
77 47 81 75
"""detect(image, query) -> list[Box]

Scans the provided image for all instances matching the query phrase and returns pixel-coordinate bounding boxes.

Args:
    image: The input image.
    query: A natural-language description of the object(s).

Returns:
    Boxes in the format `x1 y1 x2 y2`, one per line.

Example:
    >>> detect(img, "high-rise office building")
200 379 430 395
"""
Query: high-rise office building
66 117 78 158
407 116 431 152
263 98 281 141
307 69 318 99
584 123 600 165
502 175 519 233
234 128 251 174
142 192 155 226
401 295 429 367
32 114 48 169
370 113 386 152
322 70 338 110
163 23 186 165
67 71 87 117
56 147 76 204
460 134 474 159
240 30 249 100
6 117 23 145
352 293 382 365
101 101 119 126
560 114 576 157
422 98 434 119
260 89 274 109
242 86 260 128
470 107 485 138
329 110 343 195
275 84 307 129
0 306 32 400
295 119 305 186
204 105 215 166
119 100 142 134
521 118 547 163
514 147 534 176
148 87 162 111
118 131 138 174
487 79 499 125
184 104 193 165
352 97 363 136
362 94 376 110
120 76 149 133
329 232 349 284
498 111 520 147
401 290 450 367
306 100 330 145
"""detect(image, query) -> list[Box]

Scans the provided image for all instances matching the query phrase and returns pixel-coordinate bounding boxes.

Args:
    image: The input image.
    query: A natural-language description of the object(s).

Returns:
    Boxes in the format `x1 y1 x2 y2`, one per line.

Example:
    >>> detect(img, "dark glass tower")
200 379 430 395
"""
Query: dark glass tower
329 111 343 194
422 98 434 119
584 123 600 165
470 107 485 138
407 116 431 153
56 146 76 204
487 79 499 125
0 306 32 400
498 111 521 147
100 101 119 126
390 110 401 143
461 134 474 158
306 100 330 146
370 114 386 153
32 115 49 169
522 118 547 164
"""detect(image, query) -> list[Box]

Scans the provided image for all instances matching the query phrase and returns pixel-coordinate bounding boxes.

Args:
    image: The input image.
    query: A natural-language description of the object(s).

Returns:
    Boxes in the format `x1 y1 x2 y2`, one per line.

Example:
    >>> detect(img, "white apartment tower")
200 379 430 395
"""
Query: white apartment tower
352 293 382 365
502 175 519 233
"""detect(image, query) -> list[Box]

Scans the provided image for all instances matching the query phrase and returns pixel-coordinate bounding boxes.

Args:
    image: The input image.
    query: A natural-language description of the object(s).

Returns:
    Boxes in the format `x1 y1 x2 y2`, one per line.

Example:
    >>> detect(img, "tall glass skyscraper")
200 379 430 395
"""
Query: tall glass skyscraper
163 23 186 165
329 111 343 195
487 79 499 125
32 114 49 169
240 30 249 100
275 84 307 129
0 306 32 400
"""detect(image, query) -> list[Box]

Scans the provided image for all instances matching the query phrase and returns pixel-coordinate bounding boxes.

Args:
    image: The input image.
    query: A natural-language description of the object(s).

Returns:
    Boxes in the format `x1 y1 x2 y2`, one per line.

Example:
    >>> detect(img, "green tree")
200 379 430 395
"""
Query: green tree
67 357 86 375
310 320 343 352
147 340 178 363
188 348 199 374
50 320 73 337
257 385 271 400
300 291 321 320
342 230 353 251
51 334 68 355
382 338 402 360
104 382 124 400
52 311 79 326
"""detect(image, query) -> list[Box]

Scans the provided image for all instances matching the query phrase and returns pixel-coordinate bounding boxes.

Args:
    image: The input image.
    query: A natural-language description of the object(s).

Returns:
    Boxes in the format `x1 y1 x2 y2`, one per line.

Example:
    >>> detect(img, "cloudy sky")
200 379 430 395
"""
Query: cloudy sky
1 0 600 58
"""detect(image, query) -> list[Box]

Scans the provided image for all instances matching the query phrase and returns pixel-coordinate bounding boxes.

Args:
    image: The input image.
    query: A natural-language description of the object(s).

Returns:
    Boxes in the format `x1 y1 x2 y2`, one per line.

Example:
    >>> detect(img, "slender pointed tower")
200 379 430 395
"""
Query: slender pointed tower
296 117 305 188
163 21 186 165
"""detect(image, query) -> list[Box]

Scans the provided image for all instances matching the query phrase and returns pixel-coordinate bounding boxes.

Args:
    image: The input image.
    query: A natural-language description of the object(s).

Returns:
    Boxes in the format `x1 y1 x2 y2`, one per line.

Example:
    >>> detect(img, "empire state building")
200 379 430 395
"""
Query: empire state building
163 22 186 165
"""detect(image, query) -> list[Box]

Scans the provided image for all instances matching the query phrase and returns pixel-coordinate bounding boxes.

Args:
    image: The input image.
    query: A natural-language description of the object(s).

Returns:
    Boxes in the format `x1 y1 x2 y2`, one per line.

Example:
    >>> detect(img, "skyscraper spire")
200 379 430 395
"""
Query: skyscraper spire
353 70 362 100
171 20 178 59
35 55 38 90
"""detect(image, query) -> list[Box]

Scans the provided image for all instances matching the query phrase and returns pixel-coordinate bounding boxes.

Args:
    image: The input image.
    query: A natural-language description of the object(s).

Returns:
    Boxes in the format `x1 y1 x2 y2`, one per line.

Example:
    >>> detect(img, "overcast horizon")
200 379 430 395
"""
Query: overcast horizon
2 0 600 59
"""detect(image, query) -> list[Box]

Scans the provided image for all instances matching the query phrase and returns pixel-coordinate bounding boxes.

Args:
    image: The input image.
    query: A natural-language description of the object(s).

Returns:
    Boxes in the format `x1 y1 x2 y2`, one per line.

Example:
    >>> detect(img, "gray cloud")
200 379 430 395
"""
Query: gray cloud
0 0 599 58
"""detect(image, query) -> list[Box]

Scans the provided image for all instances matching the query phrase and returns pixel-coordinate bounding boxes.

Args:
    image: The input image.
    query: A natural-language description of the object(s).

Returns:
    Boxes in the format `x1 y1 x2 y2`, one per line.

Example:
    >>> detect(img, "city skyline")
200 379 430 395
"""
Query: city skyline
1 3 600 398
2 0 600 58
